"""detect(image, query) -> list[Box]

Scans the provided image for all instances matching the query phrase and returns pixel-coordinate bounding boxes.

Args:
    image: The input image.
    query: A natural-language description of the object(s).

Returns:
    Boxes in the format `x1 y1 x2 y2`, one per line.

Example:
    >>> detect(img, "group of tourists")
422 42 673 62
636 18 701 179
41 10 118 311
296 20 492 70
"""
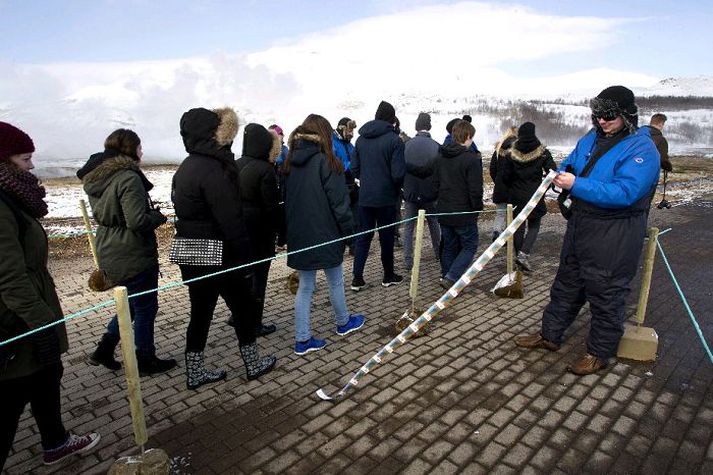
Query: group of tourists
0 84 666 468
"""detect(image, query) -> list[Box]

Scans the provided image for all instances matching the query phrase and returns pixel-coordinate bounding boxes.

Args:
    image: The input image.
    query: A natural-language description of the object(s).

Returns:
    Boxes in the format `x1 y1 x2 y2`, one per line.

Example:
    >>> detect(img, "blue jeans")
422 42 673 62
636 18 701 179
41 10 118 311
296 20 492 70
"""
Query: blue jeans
403 200 441 269
295 264 350 342
440 224 479 282
105 265 159 358
352 205 398 278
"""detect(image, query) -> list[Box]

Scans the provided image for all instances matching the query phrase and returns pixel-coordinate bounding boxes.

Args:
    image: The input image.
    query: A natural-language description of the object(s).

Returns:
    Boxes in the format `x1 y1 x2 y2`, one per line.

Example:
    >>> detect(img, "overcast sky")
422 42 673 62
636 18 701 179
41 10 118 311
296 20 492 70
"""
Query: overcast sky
2 0 711 77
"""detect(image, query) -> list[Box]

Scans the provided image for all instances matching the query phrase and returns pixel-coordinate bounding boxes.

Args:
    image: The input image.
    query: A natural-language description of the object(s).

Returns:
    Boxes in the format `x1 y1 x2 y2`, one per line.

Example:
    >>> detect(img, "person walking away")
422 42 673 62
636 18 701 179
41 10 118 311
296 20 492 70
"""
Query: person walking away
1 122 100 468
501 122 556 272
350 100 406 291
489 127 517 242
434 120 484 289
514 85 660 375
402 112 441 270
332 117 359 255
284 114 365 354
79 129 176 375
172 107 276 389
642 113 672 172
269 124 289 251
234 123 282 336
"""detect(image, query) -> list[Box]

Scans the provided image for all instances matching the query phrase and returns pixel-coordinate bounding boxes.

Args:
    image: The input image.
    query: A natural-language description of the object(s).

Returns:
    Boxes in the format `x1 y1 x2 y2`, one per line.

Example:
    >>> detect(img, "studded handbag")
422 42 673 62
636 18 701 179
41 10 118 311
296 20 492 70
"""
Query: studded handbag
169 236 223 266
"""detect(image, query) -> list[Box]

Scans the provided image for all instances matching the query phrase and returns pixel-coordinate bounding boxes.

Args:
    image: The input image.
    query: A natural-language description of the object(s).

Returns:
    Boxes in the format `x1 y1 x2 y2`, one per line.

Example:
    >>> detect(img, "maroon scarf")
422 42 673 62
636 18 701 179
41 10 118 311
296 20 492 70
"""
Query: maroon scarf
0 162 48 218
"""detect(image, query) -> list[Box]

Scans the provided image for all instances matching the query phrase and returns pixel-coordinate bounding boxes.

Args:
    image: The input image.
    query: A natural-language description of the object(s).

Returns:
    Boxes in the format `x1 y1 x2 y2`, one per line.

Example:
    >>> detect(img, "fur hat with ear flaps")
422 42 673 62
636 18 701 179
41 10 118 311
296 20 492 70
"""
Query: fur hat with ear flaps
213 107 239 146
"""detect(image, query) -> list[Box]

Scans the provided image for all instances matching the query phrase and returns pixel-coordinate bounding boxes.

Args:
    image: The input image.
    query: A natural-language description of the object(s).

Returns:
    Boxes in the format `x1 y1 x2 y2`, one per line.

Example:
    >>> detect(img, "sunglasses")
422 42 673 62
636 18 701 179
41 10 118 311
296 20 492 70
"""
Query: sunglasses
592 113 619 122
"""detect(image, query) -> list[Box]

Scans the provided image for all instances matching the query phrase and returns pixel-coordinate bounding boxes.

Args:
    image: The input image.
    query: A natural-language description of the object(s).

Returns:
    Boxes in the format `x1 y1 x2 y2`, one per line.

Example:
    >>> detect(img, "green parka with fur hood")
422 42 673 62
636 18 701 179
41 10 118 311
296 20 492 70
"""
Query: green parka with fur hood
0 197 68 381
81 156 166 284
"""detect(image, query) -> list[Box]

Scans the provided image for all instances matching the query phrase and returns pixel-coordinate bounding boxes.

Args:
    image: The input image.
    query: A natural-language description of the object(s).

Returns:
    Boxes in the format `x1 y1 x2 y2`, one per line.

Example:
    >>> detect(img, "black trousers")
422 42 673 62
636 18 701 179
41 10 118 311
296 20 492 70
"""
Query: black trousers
251 260 272 325
182 266 259 352
541 210 647 358
1 363 68 469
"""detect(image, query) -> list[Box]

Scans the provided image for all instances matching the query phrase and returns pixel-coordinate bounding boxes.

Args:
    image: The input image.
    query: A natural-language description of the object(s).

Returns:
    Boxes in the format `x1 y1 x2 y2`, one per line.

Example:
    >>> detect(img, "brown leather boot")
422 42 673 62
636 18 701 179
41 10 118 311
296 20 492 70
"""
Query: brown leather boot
568 353 607 375
513 333 560 351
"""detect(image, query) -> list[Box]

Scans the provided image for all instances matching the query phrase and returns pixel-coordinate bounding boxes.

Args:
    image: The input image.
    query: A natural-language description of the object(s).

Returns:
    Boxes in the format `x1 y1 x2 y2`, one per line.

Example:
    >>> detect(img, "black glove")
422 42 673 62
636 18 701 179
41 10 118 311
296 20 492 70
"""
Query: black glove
31 328 62 366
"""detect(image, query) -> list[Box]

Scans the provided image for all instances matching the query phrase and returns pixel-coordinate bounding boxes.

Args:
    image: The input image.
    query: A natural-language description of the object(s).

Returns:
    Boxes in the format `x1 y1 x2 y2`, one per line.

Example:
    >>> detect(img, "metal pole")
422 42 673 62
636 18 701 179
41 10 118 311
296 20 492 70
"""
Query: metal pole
114 286 148 453
506 204 514 274
634 227 660 326
79 199 99 268
410 209 426 313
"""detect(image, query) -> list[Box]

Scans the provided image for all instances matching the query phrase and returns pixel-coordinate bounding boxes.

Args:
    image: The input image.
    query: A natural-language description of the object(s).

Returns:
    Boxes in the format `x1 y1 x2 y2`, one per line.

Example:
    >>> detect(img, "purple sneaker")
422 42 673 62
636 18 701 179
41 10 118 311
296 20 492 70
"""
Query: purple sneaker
336 314 366 336
43 432 101 465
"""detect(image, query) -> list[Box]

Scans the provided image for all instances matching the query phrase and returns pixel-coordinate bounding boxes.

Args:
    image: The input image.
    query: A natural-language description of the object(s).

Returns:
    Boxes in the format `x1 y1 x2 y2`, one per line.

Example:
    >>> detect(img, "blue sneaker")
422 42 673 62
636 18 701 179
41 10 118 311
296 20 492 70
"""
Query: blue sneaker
294 337 327 355
336 314 365 336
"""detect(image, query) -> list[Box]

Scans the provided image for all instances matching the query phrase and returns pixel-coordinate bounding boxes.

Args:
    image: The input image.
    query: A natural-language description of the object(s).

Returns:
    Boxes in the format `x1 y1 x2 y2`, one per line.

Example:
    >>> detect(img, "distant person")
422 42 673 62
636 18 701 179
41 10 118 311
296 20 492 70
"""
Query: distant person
514 85 660 375
172 107 276 389
78 129 176 375
434 120 484 289
489 127 517 241
269 124 289 251
284 114 365 355
234 123 282 337
402 112 441 270
501 122 556 272
1 122 100 468
350 100 406 291
332 117 359 255
643 113 672 172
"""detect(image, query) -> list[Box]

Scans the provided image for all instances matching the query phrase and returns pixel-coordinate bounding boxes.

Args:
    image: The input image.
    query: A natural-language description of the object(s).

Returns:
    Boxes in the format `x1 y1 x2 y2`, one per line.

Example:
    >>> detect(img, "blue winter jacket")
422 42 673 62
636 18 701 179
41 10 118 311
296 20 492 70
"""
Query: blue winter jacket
332 131 354 172
352 119 405 207
443 134 480 154
275 144 289 166
561 128 660 209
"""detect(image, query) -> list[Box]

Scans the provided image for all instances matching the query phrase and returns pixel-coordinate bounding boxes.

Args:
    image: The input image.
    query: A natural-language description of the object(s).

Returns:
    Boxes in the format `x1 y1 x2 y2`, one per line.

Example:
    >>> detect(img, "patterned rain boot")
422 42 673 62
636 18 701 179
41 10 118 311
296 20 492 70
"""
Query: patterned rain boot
185 351 227 390
239 343 277 381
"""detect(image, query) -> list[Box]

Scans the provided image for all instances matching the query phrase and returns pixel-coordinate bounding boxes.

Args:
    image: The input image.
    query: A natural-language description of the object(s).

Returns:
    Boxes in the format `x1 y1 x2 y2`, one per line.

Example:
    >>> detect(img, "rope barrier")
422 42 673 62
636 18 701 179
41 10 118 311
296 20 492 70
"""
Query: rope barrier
316 170 558 401
656 239 713 364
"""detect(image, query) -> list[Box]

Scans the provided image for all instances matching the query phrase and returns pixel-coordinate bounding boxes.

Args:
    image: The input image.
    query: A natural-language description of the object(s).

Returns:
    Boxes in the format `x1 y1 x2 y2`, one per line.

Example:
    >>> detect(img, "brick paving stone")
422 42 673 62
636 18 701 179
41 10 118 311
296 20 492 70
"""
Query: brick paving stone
474 440 507 468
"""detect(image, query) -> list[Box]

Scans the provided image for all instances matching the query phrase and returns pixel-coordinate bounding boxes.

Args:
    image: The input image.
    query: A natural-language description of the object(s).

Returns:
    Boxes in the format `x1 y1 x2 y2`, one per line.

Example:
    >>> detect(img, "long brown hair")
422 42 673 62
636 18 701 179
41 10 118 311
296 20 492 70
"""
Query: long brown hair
104 128 141 160
283 114 343 175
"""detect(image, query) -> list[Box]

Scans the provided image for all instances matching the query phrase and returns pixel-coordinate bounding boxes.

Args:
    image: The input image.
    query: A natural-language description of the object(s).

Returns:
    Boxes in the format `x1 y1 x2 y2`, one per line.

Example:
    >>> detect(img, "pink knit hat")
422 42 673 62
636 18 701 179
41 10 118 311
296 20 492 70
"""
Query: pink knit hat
0 122 35 161
269 124 284 137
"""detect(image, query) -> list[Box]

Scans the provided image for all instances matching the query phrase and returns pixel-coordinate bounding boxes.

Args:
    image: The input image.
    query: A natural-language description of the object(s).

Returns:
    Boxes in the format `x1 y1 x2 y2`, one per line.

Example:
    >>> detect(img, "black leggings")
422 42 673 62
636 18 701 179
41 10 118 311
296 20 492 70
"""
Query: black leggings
514 216 542 254
1 363 68 469
182 267 259 352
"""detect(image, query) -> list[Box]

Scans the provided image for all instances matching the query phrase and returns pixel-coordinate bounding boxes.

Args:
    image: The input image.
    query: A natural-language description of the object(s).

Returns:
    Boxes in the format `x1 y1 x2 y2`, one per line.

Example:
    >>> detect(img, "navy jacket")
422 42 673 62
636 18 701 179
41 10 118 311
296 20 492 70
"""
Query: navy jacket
285 136 353 270
403 131 439 203
352 120 405 207
434 143 484 227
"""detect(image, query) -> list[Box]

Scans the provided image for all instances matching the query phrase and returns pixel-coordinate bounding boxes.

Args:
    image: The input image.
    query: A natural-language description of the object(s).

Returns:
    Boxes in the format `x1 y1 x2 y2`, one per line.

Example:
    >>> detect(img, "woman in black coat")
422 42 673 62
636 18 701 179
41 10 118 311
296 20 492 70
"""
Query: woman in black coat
502 122 556 272
172 107 276 389
234 124 281 336
489 127 517 241
284 114 365 355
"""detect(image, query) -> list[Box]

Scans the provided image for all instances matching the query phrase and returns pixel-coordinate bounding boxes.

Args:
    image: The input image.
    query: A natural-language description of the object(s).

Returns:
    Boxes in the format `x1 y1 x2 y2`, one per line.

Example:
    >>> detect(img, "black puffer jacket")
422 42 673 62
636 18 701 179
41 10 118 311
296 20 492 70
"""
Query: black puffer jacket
489 129 517 204
172 107 252 268
434 143 484 227
236 124 281 260
285 135 353 270
502 143 556 220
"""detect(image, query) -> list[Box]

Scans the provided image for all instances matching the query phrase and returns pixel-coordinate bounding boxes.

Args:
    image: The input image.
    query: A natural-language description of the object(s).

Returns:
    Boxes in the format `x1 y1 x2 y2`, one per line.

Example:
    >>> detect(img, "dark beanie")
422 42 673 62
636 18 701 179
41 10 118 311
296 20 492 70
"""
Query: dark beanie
515 122 541 153
590 85 638 133
462 114 472 123
242 123 274 160
446 118 460 134
0 121 35 161
375 101 397 124
415 112 431 131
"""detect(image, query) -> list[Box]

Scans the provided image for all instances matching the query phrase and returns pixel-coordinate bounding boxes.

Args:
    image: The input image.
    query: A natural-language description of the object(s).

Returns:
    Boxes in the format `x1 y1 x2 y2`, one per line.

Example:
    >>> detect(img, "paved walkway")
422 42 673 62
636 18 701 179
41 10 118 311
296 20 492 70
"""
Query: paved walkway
4 202 713 474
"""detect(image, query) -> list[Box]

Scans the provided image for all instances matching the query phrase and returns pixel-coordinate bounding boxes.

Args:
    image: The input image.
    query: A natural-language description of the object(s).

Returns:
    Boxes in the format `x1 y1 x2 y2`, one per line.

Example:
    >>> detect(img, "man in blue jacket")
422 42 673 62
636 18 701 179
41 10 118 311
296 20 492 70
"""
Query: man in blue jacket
350 101 406 290
514 85 660 375
332 117 358 254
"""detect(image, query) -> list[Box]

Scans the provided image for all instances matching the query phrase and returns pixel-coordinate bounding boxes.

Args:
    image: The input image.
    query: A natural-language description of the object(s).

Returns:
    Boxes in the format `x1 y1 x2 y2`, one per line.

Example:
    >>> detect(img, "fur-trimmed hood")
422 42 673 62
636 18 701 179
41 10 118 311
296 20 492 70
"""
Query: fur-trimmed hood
495 128 517 157
510 144 546 164
287 133 323 168
180 107 239 160
82 155 153 197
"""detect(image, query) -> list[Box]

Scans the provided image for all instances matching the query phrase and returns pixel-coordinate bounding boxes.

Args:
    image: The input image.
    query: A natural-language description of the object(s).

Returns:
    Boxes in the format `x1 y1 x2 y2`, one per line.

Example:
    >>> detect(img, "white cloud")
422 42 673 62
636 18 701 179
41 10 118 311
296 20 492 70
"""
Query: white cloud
0 1 665 169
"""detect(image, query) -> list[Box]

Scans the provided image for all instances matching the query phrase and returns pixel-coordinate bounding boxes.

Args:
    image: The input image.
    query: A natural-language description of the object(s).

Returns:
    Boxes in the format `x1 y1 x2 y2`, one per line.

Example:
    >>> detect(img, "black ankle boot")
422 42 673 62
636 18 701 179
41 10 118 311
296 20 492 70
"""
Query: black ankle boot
255 323 277 337
88 335 121 371
137 353 177 376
